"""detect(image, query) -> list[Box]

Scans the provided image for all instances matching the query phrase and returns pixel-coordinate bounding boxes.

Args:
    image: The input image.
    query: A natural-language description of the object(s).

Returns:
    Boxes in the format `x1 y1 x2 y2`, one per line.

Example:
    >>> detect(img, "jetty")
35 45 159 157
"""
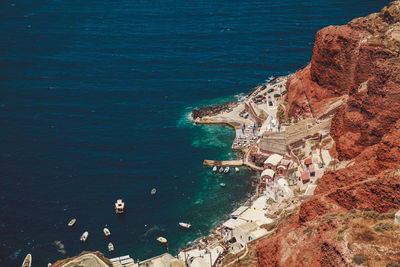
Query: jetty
203 159 243 167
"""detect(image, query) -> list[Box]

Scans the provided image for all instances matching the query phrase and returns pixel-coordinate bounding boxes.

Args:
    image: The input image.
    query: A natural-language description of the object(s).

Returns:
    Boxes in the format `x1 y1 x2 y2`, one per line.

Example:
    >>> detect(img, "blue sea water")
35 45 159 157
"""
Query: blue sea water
0 0 389 265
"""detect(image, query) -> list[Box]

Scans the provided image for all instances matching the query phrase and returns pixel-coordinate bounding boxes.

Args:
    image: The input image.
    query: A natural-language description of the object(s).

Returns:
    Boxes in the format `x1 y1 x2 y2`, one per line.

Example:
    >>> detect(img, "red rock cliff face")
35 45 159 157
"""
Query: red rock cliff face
287 1 400 160
258 2 400 266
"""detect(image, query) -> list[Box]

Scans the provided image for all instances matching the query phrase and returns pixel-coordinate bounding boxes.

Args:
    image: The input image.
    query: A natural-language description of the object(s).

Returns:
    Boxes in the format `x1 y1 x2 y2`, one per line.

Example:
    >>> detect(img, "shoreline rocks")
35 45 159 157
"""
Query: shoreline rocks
191 102 237 120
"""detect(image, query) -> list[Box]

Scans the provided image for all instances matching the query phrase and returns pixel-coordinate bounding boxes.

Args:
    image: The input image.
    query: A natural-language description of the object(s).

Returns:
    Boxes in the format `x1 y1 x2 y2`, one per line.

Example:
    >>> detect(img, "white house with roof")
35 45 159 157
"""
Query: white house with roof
232 221 258 243
232 220 269 244
261 168 275 183
264 154 284 171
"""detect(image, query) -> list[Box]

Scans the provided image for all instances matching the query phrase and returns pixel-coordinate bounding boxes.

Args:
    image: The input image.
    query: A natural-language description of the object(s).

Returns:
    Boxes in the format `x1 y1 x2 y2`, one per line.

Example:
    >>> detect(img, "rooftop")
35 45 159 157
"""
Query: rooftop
264 154 283 166
261 169 275 178
301 172 310 181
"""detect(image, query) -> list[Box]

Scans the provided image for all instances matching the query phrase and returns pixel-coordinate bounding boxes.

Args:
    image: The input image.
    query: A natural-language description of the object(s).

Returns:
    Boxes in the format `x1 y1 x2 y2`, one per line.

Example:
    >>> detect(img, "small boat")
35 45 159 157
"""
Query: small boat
108 242 114 252
220 183 226 187
157 236 167 244
212 166 217 172
21 254 32 267
68 218 76 227
235 167 240 173
224 167 230 174
103 227 111 237
80 231 89 242
151 188 157 195
115 199 125 214
179 222 191 229
219 167 224 173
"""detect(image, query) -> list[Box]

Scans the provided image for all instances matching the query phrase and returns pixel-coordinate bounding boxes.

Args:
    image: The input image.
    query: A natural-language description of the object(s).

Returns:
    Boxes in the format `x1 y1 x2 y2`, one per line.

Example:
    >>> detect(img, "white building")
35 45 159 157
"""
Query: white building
232 221 269 243
232 221 258 243
261 168 275 182
264 154 283 170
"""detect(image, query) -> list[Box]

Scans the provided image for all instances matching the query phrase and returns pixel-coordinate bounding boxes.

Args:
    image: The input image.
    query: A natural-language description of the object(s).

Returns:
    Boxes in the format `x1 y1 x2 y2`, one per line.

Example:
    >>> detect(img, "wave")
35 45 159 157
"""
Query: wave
266 76 274 83
176 107 196 129
234 92 247 102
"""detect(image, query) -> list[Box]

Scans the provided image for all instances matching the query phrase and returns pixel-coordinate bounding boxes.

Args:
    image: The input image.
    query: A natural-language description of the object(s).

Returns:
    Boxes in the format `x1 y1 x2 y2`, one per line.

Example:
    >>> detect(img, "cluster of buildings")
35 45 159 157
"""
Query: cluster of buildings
175 195 274 267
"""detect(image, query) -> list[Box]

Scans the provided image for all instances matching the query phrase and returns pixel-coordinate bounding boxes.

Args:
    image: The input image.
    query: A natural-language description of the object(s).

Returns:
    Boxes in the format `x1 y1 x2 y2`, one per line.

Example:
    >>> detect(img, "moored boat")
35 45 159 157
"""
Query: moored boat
220 183 226 187
224 167 230 174
235 167 240 173
178 222 191 229
151 188 157 195
103 227 111 236
80 231 89 242
219 167 224 173
21 254 32 267
115 199 125 214
212 166 217 172
157 236 167 244
108 242 114 252
67 218 76 227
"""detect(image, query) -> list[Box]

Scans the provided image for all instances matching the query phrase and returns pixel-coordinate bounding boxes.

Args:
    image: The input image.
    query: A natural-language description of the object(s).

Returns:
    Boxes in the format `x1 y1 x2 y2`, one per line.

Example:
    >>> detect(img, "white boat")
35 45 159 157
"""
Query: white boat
212 166 217 172
103 227 111 236
80 231 89 242
108 242 114 252
21 254 32 267
220 183 226 187
179 222 191 229
224 167 230 174
68 218 76 227
235 167 240 173
115 199 125 214
219 167 224 173
157 236 167 244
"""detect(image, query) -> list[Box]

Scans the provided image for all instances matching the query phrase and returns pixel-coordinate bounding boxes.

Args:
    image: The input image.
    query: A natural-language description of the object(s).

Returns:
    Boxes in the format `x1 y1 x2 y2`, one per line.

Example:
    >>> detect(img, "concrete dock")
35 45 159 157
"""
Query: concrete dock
203 159 243 166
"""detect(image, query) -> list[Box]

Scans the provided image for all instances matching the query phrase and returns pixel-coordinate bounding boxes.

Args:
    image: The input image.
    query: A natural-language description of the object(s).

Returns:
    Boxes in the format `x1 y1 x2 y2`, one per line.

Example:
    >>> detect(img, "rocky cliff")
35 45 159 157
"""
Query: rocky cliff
287 1 400 160
258 1 400 266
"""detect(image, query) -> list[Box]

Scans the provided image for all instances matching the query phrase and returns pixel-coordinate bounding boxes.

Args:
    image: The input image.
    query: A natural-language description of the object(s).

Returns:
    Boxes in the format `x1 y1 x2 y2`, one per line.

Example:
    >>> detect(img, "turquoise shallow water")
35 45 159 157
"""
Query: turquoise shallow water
0 0 389 265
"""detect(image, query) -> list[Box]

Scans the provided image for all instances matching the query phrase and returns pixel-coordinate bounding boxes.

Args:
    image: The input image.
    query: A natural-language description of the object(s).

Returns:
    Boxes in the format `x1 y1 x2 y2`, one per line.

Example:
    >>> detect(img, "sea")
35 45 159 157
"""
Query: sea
0 0 389 266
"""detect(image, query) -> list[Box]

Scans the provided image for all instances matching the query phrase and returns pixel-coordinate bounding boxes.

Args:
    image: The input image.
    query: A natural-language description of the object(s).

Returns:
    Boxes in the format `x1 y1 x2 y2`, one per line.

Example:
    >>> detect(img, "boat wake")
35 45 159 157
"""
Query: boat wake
53 240 66 255
143 225 166 238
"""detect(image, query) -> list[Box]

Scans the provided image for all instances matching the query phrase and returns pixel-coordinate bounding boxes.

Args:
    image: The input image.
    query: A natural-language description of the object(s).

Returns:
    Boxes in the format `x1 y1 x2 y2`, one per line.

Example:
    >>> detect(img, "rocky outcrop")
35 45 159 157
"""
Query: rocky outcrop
258 1 400 266
191 103 237 119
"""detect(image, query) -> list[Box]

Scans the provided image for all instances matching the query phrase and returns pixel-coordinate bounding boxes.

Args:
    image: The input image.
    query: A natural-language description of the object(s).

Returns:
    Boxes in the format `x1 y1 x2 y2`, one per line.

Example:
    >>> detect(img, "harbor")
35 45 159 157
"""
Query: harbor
89 74 338 267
